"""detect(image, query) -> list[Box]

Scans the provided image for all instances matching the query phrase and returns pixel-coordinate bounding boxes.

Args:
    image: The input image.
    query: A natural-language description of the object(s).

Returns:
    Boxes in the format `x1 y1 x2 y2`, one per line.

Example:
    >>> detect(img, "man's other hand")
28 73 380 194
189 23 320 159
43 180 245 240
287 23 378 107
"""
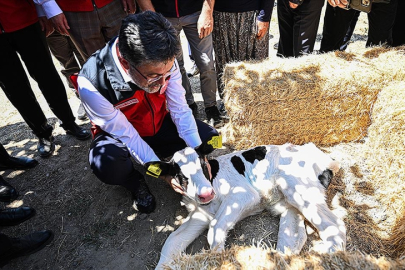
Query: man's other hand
328 0 349 8
50 13 70 36
121 0 136 14
197 9 214 38
161 175 185 195
256 20 269 40
38 16 54 37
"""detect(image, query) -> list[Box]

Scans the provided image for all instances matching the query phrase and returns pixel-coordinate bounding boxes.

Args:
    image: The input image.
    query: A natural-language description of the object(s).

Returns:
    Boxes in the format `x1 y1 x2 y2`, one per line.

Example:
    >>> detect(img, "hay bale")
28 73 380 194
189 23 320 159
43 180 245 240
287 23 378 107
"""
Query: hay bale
222 47 405 149
362 46 405 82
361 81 405 255
363 81 405 213
388 211 405 258
168 246 405 270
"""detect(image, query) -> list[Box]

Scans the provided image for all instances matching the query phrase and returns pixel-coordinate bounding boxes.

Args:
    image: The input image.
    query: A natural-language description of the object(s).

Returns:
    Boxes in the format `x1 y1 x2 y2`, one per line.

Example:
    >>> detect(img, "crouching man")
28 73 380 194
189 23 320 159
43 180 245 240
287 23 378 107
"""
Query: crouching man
77 11 218 214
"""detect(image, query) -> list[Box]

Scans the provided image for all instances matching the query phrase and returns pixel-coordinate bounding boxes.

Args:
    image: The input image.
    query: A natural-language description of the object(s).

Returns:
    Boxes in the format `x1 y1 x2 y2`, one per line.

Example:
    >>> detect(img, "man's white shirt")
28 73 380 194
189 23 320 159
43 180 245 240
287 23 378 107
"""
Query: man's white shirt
78 38 201 165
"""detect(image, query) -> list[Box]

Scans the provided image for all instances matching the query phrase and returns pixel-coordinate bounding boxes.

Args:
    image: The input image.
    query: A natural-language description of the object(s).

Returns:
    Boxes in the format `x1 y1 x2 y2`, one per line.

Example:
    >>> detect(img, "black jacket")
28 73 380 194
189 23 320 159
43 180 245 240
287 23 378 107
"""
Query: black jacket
151 0 205 17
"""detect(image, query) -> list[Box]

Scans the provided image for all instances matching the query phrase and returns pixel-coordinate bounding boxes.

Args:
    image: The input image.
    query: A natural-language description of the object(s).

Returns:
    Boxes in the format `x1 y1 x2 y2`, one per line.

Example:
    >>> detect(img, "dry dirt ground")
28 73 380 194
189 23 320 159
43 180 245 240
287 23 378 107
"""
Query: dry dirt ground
0 5 370 270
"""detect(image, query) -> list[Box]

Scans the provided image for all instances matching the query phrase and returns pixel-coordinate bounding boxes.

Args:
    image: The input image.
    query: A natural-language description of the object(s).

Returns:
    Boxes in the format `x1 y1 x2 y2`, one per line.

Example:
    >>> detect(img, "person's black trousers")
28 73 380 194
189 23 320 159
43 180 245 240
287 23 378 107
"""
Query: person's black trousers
89 115 219 193
340 10 361 51
0 143 10 163
392 0 405 46
277 0 324 57
0 233 12 254
320 0 398 53
0 22 75 139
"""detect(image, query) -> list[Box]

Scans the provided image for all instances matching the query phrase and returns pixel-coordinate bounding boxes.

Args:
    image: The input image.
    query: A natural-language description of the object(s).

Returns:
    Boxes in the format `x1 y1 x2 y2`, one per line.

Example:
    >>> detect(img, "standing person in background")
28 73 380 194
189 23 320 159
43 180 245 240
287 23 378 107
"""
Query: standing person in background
212 0 275 113
0 0 91 158
277 0 324 57
36 0 136 121
46 31 87 120
392 0 405 47
320 0 398 53
137 0 225 128
35 0 136 60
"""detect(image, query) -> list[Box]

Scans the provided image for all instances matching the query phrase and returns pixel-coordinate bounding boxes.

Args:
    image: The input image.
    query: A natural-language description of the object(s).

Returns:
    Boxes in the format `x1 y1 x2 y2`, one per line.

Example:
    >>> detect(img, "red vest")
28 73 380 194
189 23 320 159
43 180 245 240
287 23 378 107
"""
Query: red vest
56 0 114 12
80 39 169 138
92 90 168 138
0 0 38 33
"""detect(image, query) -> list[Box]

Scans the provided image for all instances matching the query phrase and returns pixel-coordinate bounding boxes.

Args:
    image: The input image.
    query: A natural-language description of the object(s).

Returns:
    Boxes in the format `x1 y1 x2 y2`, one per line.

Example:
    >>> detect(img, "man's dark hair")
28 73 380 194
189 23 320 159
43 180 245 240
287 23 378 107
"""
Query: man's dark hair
118 11 180 67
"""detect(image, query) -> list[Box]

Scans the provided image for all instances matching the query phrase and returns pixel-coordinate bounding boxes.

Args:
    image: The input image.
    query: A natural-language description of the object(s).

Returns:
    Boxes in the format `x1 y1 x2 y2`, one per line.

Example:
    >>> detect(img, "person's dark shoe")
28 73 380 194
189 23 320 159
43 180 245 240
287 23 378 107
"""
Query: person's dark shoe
37 136 55 158
189 102 198 117
205 105 224 128
218 101 230 122
0 230 54 267
0 177 18 202
0 207 36 226
131 180 156 214
61 122 91 141
187 63 199 77
0 156 38 171
77 102 88 120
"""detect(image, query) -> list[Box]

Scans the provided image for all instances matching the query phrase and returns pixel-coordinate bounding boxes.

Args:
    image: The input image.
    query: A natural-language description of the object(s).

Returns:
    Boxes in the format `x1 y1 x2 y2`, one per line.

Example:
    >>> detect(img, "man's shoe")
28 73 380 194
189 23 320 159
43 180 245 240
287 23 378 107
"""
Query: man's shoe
0 230 54 267
205 105 224 128
189 102 198 117
218 101 230 122
0 207 36 226
37 136 55 158
0 177 18 202
61 122 91 141
131 180 156 214
187 63 199 77
0 156 38 171
77 102 88 120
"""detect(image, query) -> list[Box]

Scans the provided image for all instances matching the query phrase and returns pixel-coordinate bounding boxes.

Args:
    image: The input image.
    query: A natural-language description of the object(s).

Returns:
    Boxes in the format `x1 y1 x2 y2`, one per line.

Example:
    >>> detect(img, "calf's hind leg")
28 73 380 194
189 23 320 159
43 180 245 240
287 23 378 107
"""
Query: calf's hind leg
277 207 307 254
278 175 346 252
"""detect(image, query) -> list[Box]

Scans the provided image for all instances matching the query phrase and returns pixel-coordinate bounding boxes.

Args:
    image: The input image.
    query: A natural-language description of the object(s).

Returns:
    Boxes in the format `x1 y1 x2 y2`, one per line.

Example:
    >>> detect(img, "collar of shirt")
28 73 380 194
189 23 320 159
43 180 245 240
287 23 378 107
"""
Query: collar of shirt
111 38 132 84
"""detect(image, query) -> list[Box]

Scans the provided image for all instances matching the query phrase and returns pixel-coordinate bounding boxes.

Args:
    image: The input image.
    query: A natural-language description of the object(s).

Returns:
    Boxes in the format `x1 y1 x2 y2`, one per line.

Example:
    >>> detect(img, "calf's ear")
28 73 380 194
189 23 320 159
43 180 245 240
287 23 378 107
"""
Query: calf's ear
144 161 178 178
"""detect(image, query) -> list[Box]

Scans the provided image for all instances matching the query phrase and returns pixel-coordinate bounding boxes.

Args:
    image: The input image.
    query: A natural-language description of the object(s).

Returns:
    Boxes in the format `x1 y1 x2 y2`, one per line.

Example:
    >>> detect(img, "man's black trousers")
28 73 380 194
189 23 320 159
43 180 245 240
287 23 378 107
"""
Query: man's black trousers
0 22 75 139
320 0 399 52
277 0 324 57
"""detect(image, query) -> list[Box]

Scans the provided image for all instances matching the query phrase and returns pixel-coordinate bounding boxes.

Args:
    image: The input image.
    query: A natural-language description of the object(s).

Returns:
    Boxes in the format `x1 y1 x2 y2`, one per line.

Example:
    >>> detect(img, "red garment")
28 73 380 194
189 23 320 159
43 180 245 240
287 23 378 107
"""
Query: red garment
0 0 38 33
91 90 169 138
56 0 114 12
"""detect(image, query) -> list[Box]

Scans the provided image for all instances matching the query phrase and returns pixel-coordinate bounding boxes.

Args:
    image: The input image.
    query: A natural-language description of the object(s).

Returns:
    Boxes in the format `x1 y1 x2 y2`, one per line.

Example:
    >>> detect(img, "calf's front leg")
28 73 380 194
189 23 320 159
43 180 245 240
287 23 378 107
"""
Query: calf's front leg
156 210 210 269
207 191 261 251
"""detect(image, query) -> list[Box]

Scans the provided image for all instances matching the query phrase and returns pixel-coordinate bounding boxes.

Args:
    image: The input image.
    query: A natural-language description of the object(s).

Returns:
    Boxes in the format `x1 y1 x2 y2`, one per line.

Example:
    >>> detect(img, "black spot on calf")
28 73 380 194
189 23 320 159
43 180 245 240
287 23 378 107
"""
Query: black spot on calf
231 156 245 176
318 169 333 189
242 146 267 164
208 159 219 180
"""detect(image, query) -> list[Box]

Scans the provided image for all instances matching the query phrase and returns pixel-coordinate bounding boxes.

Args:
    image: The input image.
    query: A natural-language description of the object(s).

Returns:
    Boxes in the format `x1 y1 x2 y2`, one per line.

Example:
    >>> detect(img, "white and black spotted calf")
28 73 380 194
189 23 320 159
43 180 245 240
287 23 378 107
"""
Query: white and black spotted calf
156 143 346 269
